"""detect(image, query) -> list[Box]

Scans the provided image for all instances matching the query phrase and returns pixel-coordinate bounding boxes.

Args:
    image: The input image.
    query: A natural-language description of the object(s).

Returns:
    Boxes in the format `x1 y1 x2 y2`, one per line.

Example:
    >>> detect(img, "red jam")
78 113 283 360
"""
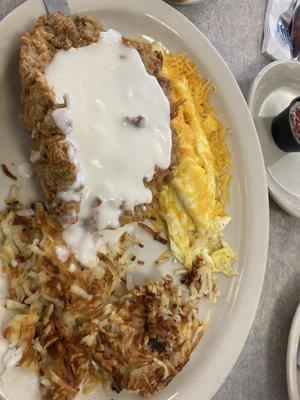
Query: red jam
289 101 300 144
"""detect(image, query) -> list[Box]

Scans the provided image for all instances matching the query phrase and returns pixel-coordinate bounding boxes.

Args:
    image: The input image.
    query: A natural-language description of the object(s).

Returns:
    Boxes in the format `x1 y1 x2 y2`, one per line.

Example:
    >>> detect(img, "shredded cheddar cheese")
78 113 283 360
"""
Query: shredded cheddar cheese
153 51 236 273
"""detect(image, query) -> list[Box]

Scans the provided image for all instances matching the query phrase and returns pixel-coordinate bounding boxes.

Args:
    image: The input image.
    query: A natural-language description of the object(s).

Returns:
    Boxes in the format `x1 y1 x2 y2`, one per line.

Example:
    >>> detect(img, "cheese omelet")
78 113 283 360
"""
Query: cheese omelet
153 50 236 276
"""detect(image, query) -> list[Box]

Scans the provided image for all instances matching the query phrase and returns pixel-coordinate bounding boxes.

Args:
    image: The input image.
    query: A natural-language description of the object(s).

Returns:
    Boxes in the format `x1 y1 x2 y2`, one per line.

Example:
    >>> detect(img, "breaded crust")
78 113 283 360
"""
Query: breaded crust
20 12 178 227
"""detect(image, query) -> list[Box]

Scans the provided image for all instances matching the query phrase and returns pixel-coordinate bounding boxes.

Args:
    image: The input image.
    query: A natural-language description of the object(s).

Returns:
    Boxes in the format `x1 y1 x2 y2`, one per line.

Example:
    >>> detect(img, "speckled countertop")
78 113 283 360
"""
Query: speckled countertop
0 1 299 399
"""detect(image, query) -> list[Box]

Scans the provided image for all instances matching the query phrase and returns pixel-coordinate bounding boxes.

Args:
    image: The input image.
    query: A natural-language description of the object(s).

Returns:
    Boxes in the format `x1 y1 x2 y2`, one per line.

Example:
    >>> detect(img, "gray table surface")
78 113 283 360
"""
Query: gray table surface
0 0 299 399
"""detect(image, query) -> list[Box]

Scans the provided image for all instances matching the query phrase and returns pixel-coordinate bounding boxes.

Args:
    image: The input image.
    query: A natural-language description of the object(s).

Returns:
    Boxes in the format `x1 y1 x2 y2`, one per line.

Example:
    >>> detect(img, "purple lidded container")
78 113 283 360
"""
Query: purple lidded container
271 96 300 152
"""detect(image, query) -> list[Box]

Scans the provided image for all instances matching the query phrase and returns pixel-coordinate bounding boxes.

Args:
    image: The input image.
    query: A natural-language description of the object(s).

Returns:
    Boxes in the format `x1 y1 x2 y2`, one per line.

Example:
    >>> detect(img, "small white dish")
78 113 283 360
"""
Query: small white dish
287 304 300 400
0 1 269 399
248 61 300 218
165 0 205 5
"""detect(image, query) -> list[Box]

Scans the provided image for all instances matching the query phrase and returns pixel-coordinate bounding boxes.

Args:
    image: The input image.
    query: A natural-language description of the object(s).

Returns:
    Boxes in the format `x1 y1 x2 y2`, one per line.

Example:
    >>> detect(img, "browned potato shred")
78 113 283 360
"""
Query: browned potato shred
0 198 206 399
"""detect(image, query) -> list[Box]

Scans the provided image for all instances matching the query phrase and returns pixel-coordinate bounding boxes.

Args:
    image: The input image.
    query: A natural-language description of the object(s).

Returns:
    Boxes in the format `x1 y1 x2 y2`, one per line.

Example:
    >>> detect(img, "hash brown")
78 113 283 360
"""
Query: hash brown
0 195 204 400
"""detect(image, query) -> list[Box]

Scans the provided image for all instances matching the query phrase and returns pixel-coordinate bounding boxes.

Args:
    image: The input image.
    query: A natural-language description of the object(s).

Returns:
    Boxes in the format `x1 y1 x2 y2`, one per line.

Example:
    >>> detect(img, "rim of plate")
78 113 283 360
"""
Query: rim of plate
248 60 300 219
287 304 300 400
0 1 269 399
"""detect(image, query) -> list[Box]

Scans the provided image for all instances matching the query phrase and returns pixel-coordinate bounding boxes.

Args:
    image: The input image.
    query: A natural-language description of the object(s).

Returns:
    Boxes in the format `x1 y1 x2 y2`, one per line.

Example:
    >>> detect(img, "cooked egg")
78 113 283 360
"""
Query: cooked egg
153 51 236 275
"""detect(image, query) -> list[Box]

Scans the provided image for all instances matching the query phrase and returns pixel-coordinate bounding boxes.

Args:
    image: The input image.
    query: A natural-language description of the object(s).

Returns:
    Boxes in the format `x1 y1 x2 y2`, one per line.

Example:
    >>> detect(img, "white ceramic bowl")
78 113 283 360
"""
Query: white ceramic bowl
287 304 300 400
248 60 300 218
166 0 206 5
0 1 269 400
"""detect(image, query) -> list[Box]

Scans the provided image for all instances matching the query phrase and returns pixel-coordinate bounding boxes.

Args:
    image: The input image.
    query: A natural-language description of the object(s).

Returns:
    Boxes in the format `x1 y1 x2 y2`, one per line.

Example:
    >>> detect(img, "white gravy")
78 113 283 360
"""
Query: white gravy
18 162 35 179
44 29 172 263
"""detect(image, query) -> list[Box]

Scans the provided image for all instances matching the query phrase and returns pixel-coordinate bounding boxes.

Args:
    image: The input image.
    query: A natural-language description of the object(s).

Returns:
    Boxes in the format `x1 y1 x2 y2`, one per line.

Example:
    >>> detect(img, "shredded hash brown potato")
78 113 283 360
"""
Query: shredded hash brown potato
0 188 209 399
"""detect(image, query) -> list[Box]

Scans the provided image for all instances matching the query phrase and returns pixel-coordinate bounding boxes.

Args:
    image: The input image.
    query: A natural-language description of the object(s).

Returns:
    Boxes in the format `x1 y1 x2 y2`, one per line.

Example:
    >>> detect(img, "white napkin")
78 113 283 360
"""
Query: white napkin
262 0 294 60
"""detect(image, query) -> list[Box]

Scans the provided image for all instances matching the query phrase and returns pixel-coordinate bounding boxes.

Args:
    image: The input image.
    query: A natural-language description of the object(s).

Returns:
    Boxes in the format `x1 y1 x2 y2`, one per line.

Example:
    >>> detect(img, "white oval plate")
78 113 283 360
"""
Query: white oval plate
287 304 300 400
248 60 300 219
0 1 269 400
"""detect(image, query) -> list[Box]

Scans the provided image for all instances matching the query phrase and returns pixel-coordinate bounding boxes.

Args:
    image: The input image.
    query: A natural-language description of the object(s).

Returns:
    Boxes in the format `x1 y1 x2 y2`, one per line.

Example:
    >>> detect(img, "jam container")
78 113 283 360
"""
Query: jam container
271 97 300 152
